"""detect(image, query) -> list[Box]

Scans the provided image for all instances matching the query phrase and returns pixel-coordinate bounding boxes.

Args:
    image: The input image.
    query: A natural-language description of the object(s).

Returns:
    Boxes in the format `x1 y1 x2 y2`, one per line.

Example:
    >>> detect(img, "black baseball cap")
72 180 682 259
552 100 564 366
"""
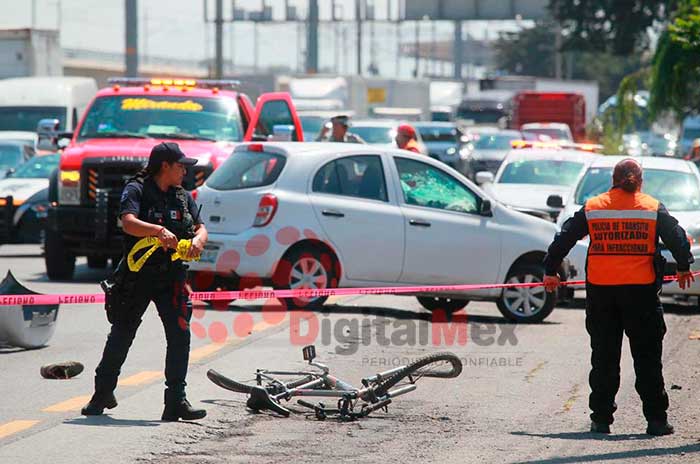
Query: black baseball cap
148 142 198 168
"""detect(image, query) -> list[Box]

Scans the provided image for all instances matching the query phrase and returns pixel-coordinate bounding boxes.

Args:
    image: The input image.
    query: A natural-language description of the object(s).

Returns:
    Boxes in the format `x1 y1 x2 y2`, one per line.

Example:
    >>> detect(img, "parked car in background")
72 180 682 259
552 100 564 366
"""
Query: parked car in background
0 140 35 180
0 153 59 244
558 156 700 300
480 148 599 222
414 122 464 168
349 119 428 154
521 122 574 142
187 142 573 323
457 129 522 179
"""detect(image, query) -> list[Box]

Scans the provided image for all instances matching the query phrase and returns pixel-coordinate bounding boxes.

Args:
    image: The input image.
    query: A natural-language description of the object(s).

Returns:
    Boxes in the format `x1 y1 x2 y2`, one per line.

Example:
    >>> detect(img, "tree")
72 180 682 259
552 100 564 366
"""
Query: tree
493 21 645 100
648 0 700 118
549 0 677 55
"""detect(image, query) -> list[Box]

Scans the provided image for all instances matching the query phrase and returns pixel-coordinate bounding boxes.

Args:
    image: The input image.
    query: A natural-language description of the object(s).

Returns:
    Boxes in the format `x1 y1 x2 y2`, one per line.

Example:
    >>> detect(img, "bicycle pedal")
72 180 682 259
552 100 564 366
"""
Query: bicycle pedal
302 345 316 361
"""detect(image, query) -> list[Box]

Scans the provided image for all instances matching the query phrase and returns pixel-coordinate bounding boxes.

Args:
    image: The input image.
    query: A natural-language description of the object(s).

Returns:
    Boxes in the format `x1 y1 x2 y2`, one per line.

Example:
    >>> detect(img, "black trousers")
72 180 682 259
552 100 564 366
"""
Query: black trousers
585 283 668 424
94 264 192 400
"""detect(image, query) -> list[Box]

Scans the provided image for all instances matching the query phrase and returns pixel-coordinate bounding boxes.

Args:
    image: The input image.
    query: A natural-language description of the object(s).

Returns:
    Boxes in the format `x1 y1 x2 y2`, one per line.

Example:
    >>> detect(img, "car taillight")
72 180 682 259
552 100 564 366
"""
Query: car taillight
191 188 198 200
253 194 278 227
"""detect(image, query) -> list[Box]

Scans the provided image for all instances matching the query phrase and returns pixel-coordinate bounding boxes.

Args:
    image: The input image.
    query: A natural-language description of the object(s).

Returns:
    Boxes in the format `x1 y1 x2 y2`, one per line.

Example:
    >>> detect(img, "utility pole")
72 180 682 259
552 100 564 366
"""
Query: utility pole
413 20 419 78
356 0 362 76
125 0 138 77
453 20 462 80
214 0 223 79
307 0 319 73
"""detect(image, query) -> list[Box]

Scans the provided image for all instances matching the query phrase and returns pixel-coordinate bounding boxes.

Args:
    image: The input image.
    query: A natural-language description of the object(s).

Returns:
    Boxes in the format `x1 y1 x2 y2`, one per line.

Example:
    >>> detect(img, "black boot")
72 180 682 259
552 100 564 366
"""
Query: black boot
647 421 674 436
81 392 118 416
161 391 206 421
590 421 611 434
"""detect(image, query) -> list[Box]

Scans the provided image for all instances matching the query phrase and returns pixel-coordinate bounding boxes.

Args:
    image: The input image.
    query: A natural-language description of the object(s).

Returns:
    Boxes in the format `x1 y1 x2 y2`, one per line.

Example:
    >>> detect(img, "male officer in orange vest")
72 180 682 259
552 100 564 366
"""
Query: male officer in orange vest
542 158 694 436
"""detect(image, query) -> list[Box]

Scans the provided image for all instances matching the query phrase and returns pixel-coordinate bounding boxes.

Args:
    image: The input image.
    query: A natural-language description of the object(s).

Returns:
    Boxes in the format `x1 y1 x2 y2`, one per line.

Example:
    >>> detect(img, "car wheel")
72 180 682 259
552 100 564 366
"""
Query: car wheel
273 246 337 310
44 229 75 281
417 296 469 314
496 264 555 323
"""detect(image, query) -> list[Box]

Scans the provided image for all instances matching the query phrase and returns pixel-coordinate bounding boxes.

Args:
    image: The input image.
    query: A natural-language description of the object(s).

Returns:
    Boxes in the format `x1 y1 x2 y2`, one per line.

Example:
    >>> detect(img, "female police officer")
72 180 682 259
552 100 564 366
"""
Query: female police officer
82 142 208 421
542 158 694 436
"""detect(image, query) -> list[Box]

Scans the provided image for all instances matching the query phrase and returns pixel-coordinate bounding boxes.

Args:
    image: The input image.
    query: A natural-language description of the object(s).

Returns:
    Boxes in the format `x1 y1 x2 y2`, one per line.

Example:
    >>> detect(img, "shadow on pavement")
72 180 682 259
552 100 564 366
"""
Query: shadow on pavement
512 430 649 442
0 344 46 354
64 416 161 427
509 442 700 464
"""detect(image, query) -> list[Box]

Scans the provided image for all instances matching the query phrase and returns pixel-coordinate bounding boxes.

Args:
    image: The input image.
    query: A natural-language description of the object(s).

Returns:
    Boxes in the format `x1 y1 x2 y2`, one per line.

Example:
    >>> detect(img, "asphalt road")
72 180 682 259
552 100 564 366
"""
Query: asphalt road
2 243 700 463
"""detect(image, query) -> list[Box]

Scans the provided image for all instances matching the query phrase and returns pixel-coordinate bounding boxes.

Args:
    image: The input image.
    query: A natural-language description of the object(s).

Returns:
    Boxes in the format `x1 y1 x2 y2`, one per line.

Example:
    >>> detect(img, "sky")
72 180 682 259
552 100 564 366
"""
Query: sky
1 0 529 78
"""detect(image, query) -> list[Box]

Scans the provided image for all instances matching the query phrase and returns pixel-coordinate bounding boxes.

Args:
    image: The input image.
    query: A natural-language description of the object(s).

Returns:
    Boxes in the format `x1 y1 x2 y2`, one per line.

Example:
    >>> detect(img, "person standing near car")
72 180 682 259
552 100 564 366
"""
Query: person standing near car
395 124 422 154
316 115 365 143
82 142 208 421
542 158 694 436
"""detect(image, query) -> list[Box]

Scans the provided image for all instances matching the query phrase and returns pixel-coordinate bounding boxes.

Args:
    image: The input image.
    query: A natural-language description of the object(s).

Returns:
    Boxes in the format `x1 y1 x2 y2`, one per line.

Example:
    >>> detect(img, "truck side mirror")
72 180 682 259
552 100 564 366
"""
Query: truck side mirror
37 118 61 151
546 195 564 208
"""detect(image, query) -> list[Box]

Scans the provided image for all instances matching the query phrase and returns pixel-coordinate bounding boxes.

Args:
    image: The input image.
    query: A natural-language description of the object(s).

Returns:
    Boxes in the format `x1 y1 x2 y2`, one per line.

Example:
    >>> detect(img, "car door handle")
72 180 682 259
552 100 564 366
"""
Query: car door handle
322 210 345 218
409 219 431 227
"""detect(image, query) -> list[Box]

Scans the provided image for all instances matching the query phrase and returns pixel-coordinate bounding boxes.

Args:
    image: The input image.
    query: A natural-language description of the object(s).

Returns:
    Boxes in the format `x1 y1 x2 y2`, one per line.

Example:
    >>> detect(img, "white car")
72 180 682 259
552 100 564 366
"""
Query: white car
557 156 700 297
0 153 59 243
521 123 574 142
349 120 428 155
188 142 572 323
480 149 599 222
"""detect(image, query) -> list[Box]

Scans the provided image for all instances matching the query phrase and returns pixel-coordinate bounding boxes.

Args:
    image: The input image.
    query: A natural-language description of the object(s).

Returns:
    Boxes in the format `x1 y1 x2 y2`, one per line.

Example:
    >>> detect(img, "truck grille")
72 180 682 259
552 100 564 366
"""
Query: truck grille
81 158 213 204
82 158 145 205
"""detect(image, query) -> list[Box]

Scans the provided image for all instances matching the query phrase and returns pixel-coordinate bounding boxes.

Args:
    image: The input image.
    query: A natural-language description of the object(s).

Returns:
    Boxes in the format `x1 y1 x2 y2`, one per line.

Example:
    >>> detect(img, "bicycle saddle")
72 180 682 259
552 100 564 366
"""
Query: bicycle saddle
247 386 291 417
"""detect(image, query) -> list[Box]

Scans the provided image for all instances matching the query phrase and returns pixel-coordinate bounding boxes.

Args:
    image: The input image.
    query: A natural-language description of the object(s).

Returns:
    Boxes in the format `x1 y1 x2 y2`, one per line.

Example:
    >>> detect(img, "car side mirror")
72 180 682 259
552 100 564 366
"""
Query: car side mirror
475 171 494 185
270 124 295 141
480 199 493 217
547 194 564 208
5 168 15 177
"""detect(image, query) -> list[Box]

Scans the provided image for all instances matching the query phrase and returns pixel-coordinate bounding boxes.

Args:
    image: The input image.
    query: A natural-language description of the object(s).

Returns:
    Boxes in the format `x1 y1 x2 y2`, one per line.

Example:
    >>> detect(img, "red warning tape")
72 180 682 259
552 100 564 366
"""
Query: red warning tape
0 272 697 307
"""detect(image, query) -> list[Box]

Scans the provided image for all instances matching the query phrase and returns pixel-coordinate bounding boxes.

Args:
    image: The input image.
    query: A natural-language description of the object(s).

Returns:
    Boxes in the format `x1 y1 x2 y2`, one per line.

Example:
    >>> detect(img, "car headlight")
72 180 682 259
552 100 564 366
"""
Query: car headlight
446 147 457 156
58 170 80 205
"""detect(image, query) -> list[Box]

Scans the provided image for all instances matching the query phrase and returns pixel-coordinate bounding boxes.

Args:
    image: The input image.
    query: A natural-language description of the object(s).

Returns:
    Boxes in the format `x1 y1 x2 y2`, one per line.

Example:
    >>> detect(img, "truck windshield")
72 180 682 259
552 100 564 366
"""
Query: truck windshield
457 108 505 124
0 106 66 131
78 95 243 142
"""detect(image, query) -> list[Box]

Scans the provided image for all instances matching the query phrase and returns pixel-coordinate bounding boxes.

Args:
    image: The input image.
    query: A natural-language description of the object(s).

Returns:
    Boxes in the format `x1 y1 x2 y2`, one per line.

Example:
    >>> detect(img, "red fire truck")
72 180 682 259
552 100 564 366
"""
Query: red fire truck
42 77 303 280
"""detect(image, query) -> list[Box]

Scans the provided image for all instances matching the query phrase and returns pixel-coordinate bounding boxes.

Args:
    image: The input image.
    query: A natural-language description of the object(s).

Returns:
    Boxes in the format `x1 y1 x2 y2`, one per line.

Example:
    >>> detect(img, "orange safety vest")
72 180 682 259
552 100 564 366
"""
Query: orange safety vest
403 139 421 154
585 189 659 286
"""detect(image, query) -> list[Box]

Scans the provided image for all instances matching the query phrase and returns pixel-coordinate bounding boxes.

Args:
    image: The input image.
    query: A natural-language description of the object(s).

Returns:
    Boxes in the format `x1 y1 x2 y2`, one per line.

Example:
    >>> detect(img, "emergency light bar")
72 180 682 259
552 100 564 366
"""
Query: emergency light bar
107 77 240 89
510 140 603 153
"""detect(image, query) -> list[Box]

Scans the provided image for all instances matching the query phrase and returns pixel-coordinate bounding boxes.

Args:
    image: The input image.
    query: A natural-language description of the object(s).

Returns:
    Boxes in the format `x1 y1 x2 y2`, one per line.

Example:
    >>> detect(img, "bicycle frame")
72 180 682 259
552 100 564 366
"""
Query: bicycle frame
256 360 417 405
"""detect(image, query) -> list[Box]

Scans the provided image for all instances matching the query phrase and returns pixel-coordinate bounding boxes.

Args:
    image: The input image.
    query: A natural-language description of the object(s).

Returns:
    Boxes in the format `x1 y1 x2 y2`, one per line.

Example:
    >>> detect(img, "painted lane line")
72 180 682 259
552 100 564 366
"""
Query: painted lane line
118 371 162 386
42 395 91 413
0 420 40 439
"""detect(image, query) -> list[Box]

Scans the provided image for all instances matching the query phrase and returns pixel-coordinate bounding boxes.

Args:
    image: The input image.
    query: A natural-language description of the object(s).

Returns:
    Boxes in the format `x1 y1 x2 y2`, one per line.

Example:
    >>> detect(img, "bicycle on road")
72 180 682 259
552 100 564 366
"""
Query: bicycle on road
207 345 463 421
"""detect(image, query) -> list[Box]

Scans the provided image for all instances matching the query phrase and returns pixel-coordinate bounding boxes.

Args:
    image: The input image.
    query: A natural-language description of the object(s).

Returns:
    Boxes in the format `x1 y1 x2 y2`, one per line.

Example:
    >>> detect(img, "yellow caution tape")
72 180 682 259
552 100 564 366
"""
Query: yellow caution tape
127 236 200 272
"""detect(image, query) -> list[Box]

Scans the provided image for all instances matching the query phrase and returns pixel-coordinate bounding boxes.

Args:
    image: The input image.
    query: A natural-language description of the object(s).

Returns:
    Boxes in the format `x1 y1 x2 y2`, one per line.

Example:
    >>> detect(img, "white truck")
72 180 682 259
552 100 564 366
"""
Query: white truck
278 75 431 121
0 77 97 143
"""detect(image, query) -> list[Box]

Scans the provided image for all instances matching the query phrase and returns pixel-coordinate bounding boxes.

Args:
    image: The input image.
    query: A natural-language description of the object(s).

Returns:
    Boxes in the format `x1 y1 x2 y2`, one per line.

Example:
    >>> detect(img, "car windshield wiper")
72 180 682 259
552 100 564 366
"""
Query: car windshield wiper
148 132 217 142
82 132 148 139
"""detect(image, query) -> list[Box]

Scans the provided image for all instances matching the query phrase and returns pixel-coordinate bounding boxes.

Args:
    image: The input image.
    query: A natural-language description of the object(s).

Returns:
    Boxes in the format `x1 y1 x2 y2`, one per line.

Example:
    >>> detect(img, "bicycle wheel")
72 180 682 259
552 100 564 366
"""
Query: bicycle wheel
373 352 462 397
207 369 313 395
